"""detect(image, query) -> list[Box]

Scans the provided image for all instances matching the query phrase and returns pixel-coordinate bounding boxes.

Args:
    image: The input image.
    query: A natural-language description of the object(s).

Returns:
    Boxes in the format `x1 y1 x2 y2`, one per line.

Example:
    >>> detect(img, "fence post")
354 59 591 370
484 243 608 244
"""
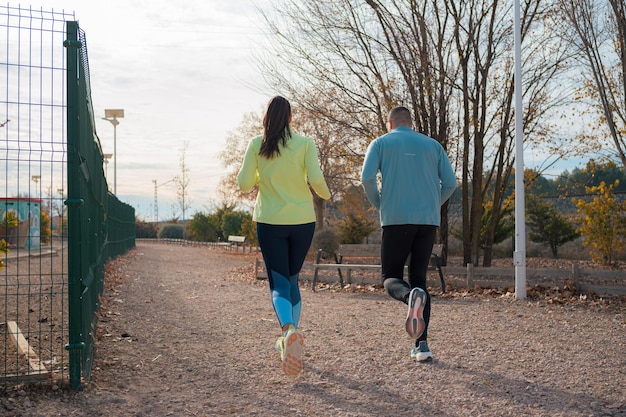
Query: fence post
466 263 474 288
312 249 323 291
64 20 84 392
572 262 580 289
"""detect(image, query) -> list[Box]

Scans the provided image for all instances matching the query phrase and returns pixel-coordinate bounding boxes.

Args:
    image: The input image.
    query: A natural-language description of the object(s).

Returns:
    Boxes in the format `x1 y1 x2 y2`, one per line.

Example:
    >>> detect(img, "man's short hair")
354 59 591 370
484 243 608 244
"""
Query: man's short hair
388 106 412 126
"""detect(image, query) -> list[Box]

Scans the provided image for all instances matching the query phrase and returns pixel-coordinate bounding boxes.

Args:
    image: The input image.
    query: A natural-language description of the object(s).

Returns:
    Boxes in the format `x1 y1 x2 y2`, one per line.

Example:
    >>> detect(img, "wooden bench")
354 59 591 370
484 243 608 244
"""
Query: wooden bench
312 243 445 292
227 235 246 251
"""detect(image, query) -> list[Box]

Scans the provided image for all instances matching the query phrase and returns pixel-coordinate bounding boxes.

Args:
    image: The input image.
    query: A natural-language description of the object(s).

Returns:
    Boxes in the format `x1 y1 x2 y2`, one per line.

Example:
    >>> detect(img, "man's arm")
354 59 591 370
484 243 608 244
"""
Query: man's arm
361 140 381 209
439 147 457 204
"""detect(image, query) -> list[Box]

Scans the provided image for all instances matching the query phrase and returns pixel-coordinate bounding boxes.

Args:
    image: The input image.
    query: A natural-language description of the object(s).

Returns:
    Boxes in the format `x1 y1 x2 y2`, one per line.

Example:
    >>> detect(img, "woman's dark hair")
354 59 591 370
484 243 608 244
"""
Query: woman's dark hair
259 96 292 159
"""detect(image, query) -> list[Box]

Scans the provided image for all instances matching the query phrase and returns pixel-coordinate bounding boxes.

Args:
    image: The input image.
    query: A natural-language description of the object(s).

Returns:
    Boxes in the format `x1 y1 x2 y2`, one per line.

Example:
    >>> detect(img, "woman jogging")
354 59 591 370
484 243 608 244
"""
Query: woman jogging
237 96 330 376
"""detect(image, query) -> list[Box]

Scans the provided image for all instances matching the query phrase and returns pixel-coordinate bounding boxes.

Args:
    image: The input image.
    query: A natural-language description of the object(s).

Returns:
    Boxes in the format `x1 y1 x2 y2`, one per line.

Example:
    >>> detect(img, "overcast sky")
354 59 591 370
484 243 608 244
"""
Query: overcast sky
42 0 272 220
7 1 595 222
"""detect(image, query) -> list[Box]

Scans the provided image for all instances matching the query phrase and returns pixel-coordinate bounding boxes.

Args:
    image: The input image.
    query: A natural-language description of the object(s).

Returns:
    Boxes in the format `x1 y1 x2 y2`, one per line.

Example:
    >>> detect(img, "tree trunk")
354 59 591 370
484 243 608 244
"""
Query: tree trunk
313 195 325 230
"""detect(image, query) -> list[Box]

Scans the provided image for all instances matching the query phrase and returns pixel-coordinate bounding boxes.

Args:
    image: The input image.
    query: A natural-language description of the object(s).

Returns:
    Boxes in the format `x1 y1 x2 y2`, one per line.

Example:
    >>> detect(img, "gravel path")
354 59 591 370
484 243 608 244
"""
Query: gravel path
2 242 625 416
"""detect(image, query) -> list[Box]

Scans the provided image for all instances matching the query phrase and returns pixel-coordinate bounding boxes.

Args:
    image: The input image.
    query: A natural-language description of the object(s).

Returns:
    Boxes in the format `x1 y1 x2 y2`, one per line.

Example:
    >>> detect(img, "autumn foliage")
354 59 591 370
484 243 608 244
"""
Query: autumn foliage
574 180 626 264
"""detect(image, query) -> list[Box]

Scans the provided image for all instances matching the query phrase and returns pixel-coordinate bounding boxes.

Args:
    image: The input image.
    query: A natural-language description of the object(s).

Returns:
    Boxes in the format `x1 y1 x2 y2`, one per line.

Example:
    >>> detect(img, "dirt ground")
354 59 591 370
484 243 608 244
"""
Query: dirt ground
1 242 626 417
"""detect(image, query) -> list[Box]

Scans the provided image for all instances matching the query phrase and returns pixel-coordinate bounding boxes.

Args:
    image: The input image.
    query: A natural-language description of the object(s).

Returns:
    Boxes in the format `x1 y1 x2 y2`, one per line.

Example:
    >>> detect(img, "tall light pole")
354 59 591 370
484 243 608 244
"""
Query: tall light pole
103 153 112 189
102 109 124 194
31 175 40 199
56 188 64 234
514 0 526 299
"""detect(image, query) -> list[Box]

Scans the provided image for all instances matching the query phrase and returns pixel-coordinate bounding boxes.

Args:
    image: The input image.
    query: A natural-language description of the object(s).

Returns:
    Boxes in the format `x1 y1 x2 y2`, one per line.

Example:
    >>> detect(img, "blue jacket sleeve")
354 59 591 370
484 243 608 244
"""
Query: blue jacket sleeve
439 147 457 204
360 140 381 209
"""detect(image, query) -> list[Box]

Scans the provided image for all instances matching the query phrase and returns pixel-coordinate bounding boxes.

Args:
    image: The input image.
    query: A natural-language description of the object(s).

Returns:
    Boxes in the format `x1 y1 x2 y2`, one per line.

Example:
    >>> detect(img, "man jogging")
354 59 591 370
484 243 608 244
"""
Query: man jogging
361 106 457 362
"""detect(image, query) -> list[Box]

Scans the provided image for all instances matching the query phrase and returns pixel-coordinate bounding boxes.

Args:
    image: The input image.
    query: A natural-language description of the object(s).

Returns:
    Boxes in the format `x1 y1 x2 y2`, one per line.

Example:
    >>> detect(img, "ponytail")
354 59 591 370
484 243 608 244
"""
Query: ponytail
259 96 292 159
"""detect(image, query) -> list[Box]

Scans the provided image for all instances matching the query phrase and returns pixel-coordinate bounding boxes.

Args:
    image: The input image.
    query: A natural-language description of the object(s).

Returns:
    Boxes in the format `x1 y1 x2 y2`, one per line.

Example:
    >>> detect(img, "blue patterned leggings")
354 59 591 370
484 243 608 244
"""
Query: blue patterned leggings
256 222 316 329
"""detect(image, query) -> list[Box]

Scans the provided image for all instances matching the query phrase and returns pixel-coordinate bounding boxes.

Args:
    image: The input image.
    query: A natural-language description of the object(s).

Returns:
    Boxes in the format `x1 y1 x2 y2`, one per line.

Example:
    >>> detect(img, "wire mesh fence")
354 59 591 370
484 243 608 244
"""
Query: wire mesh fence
1 5 135 390
1 4 73 388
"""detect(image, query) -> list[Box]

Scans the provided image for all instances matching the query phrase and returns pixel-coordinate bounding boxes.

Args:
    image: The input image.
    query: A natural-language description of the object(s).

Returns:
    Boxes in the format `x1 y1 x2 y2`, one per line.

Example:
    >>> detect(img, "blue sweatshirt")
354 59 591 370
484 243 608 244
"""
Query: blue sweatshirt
360 126 457 226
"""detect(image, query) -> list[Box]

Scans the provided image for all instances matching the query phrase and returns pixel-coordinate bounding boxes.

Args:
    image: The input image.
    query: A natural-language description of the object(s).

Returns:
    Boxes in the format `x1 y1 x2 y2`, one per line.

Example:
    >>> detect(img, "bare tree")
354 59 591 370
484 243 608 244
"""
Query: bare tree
216 112 262 209
258 0 459 252
255 0 564 264
256 1 395 146
362 0 458 259
174 140 191 221
290 94 364 228
441 0 572 265
559 0 626 168
256 0 573 265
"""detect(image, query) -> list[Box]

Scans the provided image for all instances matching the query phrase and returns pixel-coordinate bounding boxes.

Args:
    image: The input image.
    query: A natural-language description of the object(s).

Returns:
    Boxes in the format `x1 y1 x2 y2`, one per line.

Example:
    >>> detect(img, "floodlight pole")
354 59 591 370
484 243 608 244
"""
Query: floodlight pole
107 118 119 195
103 153 112 186
32 175 40 199
102 109 124 195
514 0 527 299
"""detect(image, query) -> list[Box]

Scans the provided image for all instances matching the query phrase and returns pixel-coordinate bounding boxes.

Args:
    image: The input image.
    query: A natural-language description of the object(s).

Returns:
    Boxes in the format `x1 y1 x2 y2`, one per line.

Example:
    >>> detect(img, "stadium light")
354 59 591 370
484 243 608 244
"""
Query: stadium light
102 109 124 194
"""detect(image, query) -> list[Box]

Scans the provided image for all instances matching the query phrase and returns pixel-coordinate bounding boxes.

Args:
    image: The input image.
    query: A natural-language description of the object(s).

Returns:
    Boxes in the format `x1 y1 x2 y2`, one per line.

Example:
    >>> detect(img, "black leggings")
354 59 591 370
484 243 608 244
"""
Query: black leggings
256 222 316 329
381 224 436 342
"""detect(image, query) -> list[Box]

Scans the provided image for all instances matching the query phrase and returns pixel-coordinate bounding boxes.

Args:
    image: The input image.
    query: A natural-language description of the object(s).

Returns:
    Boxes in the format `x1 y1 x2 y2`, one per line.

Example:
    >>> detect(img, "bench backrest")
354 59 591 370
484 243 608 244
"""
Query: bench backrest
338 243 443 259
338 244 380 258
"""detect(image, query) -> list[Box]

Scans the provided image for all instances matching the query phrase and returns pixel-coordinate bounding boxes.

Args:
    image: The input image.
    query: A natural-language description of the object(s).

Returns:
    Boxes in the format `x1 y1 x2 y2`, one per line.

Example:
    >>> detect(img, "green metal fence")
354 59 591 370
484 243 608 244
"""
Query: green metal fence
66 19 136 390
1 5 135 391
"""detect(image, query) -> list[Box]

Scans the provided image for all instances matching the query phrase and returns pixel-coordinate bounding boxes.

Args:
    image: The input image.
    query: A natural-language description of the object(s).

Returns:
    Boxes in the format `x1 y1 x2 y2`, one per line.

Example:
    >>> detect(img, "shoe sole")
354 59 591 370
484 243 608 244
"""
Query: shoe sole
405 288 426 339
413 353 433 363
282 330 304 377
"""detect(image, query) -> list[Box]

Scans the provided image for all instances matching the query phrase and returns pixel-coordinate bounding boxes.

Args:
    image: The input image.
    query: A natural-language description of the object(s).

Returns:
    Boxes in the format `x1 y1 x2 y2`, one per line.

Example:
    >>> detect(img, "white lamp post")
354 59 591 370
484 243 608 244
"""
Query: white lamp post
56 188 65 231
31 175 40 199
102 109 124 194
513 0 526 299
103 153 113 188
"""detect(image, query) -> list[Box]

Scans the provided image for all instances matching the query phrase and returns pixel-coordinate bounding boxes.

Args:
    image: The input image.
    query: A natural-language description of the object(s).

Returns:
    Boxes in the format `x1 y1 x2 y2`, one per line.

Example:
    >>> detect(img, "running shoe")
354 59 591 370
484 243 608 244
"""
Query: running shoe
405 287 427 339
410 340 433 362
282 325 304 377
275 336 286 359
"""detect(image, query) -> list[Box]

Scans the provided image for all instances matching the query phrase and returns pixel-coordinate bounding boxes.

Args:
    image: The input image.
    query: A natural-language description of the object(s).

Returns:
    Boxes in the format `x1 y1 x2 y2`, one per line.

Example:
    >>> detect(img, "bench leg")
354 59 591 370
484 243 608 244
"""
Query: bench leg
435 256 446 293
312 249 323 291
334 253 344 288
337 268 344 288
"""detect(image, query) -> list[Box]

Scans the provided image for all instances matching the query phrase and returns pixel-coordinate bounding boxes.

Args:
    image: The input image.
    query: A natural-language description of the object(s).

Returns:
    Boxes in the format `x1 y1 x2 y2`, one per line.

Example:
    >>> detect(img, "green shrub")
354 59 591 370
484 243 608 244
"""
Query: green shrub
311 228 340 258
40 210 52 244
186 212 218 242
222 210 250 238
136 219 158 238
240 217 258 245
158 224 184 239
337 213 377 244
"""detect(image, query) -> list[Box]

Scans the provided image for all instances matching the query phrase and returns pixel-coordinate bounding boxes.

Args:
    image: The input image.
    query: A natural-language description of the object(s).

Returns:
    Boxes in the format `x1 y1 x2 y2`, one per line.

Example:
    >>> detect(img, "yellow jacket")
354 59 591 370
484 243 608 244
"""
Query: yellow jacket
237 132 330 225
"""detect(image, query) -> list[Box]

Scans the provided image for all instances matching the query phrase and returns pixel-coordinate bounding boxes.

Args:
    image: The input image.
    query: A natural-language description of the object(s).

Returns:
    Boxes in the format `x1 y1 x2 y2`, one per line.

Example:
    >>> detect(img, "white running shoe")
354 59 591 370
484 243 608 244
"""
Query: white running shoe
405 287 427 339
410 341 433 362
275 336 286 359
282 325 304 377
